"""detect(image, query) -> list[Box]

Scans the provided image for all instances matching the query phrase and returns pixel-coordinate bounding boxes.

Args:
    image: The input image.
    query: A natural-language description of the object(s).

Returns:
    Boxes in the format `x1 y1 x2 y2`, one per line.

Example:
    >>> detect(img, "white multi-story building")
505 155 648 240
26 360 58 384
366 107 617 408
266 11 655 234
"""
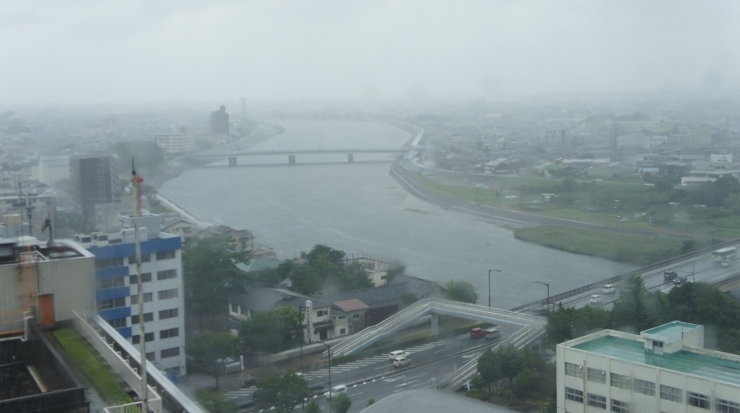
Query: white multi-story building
156 133 195 154
83 213 187 375
557 321 740 413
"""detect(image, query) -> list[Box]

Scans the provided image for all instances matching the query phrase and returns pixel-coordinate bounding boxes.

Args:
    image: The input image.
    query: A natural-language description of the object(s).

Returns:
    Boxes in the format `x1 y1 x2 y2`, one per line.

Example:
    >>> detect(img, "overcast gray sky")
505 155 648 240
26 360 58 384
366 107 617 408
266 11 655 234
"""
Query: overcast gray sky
1 1 738 104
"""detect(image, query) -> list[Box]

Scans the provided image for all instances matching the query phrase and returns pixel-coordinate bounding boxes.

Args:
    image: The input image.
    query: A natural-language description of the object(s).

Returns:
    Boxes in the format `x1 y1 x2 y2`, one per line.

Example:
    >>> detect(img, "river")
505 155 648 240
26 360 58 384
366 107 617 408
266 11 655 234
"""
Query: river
160 120 636 309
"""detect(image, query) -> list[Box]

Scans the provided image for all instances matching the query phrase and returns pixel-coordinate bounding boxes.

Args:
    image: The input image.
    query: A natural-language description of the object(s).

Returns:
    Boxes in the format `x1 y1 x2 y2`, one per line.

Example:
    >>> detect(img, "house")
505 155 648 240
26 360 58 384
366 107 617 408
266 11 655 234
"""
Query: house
201 225 255 252
226 287 350 342
332 298 370 334
161 218 198 239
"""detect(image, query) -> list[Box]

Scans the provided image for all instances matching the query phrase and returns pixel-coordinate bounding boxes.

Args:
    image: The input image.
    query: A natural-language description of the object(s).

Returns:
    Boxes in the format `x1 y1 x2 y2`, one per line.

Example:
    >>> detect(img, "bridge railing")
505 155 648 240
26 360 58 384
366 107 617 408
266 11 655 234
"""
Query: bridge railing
510 238 740 313
327 298 545 357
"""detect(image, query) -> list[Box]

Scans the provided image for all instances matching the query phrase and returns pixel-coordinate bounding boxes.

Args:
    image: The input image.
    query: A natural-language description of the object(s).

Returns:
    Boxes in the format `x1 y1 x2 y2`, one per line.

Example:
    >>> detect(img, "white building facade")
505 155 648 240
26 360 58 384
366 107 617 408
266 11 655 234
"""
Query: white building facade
557 321 740 413
156 133 195 154
85 214 187 375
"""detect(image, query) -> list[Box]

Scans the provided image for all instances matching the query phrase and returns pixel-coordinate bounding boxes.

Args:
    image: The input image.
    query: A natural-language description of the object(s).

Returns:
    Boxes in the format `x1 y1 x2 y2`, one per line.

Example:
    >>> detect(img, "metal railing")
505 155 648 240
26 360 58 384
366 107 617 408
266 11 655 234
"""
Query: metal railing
438 323 546 391
326 298 545 358
510 238 740 313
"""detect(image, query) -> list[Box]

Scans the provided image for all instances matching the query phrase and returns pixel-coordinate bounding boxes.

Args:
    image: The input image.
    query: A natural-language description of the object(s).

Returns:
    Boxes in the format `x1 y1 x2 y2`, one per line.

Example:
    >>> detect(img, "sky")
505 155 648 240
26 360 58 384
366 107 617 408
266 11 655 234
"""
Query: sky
1 0 739 104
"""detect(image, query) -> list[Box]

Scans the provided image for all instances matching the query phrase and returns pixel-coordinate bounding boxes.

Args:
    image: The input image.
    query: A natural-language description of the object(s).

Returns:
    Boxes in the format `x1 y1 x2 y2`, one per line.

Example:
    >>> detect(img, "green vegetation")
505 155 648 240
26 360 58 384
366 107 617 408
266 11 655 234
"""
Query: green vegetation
183 236 250 326
331 392 352 413
445 279 479 303
305 400 322 413
514 226 689 264
187 332 244 390
547 274 740 354
196 388 238 413
254 372 309 413
287 245 374 296
53 328 132 406
239 306 303 354
473 344 554 408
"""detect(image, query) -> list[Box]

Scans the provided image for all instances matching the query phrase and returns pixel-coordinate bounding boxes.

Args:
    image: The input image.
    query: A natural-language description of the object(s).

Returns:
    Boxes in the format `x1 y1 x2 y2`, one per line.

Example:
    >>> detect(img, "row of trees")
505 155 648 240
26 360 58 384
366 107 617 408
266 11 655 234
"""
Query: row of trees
547 274 740 354
474 344 555 405
278 245 375 296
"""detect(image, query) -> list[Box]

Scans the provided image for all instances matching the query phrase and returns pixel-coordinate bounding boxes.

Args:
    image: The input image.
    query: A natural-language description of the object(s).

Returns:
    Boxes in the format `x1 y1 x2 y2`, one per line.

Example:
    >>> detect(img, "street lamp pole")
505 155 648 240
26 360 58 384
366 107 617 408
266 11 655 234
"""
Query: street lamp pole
319 341 332 413
488 269 502 308
534 281 550 315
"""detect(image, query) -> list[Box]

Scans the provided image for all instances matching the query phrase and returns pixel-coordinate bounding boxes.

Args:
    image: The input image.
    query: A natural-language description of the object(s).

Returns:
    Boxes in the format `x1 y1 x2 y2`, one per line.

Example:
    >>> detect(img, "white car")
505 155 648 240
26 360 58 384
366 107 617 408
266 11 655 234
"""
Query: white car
602 284 616 294
589 294 603 305
389 350 409 361
325 385 347 400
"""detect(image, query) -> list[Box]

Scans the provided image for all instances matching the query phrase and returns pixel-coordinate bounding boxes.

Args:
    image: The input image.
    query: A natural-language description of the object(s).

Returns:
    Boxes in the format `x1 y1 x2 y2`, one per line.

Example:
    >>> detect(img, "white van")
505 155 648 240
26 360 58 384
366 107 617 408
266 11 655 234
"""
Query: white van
389 350 409 361
602 284 616 294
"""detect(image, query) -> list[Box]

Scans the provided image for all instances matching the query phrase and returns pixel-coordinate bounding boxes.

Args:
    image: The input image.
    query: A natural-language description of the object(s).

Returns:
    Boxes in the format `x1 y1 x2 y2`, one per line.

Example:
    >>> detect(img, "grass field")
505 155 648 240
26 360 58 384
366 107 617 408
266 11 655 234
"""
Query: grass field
514 226 687 265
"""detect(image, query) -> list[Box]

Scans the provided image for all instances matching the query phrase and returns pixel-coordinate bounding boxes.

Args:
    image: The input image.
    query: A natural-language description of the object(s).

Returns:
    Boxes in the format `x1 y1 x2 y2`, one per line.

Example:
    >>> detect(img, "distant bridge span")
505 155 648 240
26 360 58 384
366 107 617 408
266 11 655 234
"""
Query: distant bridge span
190 148 406 157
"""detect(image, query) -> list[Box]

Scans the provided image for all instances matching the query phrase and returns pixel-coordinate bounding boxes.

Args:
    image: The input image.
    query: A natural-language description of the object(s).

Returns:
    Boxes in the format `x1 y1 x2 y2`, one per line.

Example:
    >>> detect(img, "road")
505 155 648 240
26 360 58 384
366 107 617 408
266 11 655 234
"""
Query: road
227 322 522 410
560 254 739 310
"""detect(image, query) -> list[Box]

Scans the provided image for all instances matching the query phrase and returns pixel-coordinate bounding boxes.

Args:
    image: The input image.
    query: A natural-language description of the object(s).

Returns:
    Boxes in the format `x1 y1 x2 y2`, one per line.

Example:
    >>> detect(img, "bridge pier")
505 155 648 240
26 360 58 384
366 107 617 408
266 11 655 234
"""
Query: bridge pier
288 155 296 165
431 313 439 337
228 157 237 167
348 154 353 163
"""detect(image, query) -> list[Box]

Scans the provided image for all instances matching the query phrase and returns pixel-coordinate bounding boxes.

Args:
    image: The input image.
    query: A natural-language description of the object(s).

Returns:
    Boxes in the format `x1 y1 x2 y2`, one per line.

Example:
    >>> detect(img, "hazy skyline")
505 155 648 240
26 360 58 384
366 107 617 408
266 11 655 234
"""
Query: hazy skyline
1 0 739 104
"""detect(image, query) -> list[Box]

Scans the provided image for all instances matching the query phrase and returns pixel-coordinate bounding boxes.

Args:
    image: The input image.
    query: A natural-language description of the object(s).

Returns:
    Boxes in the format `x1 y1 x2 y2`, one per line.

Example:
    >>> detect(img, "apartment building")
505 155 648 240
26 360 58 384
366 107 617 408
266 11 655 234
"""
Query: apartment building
83 213 186 375
557 321 740 413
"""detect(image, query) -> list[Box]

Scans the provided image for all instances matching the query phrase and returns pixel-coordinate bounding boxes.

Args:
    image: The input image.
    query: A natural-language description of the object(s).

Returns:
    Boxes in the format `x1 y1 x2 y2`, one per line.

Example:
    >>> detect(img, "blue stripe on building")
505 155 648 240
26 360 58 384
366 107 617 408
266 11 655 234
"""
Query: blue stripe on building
96 266 129 280
99 306 132 321
115 327 132 338
97 286 131 301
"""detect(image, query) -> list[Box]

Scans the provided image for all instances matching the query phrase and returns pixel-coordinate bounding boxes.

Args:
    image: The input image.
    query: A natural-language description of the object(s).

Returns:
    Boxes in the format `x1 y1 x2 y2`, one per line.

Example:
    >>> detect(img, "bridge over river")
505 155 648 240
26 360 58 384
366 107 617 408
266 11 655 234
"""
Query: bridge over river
187 148 407 166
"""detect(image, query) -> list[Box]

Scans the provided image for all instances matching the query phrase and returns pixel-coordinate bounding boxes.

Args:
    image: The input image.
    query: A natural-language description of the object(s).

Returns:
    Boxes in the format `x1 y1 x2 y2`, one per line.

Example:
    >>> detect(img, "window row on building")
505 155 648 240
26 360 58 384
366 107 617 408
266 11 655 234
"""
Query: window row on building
106 308 179 328
563 384 737 412
96 251 177 270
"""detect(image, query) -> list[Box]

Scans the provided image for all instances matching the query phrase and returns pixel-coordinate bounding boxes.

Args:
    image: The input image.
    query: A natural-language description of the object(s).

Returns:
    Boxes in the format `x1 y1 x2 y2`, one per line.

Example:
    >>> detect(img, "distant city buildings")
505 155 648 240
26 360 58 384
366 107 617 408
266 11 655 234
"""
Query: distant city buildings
210 105 230 136
156 127 195 154
70 155 121 218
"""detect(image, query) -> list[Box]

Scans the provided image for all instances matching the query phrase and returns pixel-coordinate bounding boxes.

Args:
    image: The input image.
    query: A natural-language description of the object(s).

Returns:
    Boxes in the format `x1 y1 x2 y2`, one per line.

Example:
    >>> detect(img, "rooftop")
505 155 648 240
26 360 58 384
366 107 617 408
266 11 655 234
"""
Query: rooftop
642 321 700 338
573 335 740 387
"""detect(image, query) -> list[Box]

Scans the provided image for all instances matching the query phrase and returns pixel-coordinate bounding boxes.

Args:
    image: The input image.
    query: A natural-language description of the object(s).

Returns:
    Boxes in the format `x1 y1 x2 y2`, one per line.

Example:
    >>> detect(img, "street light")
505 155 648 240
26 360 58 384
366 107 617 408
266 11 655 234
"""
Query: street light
534 281 550 315
319 341 332 413
488 269 502 308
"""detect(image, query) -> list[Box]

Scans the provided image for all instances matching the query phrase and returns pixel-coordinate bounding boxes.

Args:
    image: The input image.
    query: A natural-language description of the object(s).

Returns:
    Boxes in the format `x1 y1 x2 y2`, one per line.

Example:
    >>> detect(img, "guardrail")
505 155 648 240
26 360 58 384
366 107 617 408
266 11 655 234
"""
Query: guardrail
326 298 545 358
439 323 546 391
510 238 740 313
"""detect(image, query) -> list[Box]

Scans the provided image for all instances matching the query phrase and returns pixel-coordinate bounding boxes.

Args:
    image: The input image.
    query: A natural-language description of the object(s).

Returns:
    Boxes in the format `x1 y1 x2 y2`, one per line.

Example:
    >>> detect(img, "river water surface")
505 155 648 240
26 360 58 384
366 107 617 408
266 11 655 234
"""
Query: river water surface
160 120 635 309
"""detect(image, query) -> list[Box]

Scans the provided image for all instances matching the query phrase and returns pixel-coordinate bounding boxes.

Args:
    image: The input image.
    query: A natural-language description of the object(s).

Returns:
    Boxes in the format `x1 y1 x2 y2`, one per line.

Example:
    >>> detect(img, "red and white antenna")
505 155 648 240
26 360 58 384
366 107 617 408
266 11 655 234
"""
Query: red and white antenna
131 159 144 216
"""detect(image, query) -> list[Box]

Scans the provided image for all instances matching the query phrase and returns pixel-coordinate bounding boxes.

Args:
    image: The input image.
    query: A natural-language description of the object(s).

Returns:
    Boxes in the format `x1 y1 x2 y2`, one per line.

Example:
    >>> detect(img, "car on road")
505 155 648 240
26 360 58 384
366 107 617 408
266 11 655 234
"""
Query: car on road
673 276 689 286
470 328 487 338
393 356 411 367
664 271 678 281
602 284 616 294
485 327 501 340
475 183 489 190
389 350 409 361
325 385 347 400
722 261 731 268
589 294 603 305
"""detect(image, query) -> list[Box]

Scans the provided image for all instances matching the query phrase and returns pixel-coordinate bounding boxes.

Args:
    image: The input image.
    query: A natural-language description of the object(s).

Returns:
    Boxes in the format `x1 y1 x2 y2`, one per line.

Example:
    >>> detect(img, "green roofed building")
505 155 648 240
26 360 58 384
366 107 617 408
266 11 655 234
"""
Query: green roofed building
557 321 740 413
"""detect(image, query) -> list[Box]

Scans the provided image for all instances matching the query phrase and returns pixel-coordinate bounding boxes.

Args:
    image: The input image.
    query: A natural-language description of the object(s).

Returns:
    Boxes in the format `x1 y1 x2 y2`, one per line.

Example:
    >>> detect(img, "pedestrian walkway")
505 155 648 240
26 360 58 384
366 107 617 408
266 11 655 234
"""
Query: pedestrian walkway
224 385 257 400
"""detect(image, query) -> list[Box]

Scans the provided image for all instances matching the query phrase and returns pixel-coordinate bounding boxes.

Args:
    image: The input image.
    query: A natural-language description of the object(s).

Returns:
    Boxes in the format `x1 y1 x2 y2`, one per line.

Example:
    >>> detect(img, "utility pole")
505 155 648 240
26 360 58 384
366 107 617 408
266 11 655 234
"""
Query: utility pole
319 342 332 413
488 269 502 308
534 281 550 315
132 159 148 413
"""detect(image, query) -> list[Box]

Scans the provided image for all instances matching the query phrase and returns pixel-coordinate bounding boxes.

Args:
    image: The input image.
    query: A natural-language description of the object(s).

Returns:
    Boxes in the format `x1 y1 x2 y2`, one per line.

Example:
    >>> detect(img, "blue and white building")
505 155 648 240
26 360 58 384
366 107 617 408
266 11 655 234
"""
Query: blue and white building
80 213 187 375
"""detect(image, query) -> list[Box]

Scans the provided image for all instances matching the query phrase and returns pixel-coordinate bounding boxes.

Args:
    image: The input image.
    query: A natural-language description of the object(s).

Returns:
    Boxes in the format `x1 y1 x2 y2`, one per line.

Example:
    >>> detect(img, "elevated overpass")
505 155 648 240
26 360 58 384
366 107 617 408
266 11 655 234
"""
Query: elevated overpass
325 298 545 358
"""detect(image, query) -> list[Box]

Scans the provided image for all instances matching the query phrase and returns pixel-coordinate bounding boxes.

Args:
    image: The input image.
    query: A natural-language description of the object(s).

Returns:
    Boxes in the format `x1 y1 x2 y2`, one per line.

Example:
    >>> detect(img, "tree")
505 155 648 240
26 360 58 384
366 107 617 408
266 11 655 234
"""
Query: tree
254 372 309 413
654 179 674 193
197 388 238 413
513 368 537 399
240 306 303 354
367 397 376 406
187 332 243 391
445 280 479 303
497 345 526 385
562 176 575 193
477 348 502 392
183 236 250 326
305 400 321 413
331 392 352 413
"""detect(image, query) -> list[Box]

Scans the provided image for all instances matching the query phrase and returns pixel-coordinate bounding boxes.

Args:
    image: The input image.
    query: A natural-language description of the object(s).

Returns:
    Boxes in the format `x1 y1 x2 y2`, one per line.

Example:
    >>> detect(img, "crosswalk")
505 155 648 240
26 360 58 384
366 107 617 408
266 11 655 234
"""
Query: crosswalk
224 386 257 400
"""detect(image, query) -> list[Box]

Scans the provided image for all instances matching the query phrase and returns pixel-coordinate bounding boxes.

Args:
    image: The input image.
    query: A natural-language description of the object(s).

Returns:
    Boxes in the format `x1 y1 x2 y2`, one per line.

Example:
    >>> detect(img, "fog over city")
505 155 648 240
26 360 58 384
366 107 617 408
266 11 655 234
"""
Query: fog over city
1 0 739 104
